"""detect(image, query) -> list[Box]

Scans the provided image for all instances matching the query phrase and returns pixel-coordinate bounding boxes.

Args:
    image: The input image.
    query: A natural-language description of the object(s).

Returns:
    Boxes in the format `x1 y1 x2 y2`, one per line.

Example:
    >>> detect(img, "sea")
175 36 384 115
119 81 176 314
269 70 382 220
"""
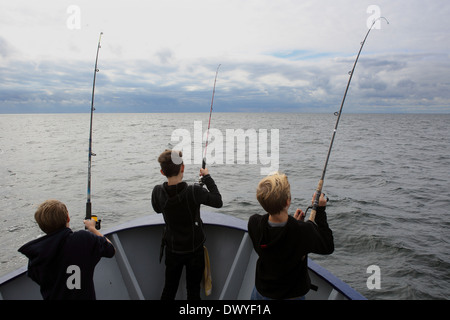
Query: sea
0 112 449 300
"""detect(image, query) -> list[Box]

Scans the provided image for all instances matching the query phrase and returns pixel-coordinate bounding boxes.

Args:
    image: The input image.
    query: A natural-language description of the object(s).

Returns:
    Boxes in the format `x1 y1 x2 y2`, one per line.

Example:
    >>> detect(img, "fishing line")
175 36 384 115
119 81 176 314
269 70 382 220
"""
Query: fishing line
86 32 103 229
199 64 221 183
307 17 389 222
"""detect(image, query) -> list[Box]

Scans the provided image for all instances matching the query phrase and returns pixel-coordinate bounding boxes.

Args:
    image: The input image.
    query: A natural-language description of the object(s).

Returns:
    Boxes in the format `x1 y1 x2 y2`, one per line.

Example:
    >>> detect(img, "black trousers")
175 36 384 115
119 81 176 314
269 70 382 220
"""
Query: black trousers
160 247 205 300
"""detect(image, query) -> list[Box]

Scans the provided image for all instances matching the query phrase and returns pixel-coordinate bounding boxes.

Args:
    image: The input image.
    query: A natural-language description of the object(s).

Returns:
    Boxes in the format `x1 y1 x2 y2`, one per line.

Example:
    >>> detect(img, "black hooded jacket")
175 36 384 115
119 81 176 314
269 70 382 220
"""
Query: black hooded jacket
248 207 334 299
18 227 115 300
151 174 222 253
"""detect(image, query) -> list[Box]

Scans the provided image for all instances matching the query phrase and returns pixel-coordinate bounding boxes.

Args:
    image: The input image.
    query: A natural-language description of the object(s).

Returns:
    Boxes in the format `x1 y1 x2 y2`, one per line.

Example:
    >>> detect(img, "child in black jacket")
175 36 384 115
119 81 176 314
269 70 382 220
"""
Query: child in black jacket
248 172 334 300
18 199 115 300
151 149 222 300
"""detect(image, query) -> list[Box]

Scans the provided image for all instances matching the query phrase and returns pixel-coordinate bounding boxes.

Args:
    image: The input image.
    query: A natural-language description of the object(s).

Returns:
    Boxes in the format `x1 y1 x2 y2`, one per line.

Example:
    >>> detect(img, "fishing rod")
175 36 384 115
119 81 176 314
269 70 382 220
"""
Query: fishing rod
307 17 389 222
86 32 103 229
199 64 221 184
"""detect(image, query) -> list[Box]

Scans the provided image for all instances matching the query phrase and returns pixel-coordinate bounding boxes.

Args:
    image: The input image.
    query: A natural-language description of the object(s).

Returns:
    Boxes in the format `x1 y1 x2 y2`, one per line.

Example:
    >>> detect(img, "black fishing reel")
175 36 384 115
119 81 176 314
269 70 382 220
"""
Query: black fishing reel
304 193 329 215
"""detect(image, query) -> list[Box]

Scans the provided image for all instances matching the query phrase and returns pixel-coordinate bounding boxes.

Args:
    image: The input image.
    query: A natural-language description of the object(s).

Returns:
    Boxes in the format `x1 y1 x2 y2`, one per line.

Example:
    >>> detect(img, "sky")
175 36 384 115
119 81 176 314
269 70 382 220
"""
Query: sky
0 0 449 114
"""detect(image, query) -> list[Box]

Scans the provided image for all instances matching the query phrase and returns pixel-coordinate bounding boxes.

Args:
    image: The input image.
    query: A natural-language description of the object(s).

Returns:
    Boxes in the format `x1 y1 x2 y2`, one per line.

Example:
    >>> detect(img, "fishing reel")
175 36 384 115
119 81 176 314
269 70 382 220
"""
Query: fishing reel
304 193 329 216
85 214 101 230
86 202 101 230
91 215 101 230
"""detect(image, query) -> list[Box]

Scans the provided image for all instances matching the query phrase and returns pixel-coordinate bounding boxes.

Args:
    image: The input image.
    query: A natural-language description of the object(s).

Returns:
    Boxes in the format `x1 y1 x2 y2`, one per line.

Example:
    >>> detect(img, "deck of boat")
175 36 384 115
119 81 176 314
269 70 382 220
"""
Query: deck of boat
0 212 365 300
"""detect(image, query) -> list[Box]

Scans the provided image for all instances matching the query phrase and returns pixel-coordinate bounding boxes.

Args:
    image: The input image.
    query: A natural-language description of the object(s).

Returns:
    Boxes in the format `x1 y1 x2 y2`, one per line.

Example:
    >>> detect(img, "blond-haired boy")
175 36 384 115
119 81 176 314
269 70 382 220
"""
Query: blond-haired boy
248 172 334 300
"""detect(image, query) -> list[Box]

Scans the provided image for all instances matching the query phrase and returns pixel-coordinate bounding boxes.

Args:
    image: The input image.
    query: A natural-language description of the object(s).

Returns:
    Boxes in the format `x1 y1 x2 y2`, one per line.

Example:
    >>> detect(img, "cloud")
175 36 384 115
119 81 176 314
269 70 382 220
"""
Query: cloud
0 37 15 58
0 0 449 113
2 50 450 114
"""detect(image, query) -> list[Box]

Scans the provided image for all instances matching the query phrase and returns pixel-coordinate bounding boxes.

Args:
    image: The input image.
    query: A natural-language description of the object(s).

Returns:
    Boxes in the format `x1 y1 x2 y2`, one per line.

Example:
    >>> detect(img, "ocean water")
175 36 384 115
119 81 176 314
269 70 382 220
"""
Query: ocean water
0 113 449 300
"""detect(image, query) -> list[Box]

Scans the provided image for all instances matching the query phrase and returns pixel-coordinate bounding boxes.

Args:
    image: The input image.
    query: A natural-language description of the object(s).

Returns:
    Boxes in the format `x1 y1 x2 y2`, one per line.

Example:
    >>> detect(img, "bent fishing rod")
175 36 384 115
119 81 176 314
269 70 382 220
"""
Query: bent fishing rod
307 17 389 222
199 64 221 184
86 32 103 229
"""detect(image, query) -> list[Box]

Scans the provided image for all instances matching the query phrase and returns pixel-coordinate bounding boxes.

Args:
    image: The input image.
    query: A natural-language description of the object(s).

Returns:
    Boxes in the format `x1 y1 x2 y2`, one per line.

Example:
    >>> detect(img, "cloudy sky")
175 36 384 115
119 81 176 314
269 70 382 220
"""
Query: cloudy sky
0 0 449 113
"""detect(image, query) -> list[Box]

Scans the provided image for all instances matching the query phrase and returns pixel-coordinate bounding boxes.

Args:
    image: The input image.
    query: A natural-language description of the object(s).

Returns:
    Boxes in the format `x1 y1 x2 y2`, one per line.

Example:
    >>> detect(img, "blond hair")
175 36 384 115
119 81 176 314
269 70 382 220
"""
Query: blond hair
34 200 69 234
256 172 291 215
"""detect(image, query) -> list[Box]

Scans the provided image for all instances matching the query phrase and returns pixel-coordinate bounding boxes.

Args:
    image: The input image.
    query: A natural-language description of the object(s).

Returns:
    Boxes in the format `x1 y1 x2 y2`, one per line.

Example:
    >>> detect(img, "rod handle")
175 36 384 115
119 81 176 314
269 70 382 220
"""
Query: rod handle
86 202 92 220
309 179 324 222
198 158 207 185
202 158 206 169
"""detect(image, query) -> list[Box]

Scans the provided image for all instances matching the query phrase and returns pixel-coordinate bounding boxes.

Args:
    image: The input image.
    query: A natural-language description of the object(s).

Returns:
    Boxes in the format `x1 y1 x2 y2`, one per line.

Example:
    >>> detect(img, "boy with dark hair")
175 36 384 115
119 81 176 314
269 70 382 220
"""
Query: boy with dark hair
248 172 334 300
152 149 222 300
18 199 115 300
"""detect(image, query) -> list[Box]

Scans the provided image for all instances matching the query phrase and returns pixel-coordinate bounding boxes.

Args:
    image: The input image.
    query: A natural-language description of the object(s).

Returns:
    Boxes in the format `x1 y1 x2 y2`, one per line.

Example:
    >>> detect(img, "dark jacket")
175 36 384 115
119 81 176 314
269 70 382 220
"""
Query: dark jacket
18 227 115 300
248 207 334 299
151 174 222 253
